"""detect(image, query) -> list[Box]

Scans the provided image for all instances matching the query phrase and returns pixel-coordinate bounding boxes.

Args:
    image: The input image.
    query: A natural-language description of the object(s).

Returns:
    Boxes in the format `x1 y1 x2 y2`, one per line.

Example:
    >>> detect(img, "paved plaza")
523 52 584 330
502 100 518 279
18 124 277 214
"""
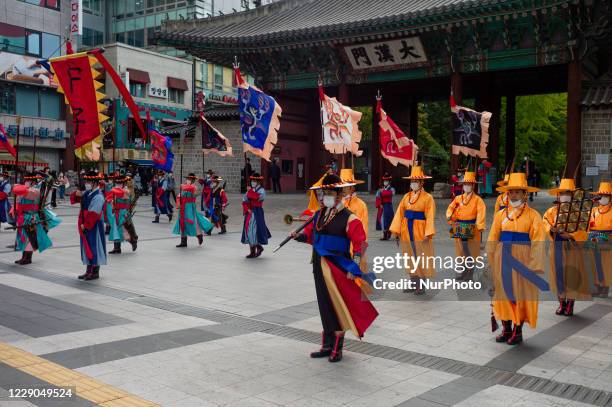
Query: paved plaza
0 192 611 407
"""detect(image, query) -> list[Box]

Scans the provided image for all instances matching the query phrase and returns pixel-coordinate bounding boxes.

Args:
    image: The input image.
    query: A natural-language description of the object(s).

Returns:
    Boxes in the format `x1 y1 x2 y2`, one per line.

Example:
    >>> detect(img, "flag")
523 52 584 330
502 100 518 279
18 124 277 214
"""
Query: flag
235 66 281 161
319 84 362 156
376 97 417 167
149 122 174 172
201 114 232 157
49 52 108 160
450 90 490 158
0 123 17 158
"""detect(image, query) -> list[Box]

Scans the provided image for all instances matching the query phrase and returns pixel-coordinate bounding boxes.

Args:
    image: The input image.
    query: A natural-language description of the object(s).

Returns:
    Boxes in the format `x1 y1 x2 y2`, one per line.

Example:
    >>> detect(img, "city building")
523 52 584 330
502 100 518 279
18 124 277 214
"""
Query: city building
0 0 70 171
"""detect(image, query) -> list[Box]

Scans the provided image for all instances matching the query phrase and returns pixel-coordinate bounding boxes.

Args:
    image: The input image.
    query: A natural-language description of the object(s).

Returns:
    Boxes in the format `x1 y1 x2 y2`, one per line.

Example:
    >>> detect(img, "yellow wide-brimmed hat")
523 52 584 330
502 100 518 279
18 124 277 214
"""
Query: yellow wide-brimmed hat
497 172 540 193
339 168 365 185
548 178 576 196
402 165 432 180
591 181 612 196
457 171 480 184
497 173 510 187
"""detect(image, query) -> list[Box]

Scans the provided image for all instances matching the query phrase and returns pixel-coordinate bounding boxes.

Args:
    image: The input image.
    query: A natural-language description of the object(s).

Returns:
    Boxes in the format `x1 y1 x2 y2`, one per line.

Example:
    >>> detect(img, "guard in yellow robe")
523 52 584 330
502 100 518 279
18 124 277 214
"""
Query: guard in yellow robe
390 165 436 294
487 172 548 345
446 171 486 281
340 169 368 239
542 178 590 317
589 182 612 298
495 174 510 212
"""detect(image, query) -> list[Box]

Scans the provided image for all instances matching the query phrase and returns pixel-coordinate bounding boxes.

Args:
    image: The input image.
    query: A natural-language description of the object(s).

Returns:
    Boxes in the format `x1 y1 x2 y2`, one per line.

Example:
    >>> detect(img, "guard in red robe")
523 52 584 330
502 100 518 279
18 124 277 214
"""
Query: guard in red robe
293 173 378 362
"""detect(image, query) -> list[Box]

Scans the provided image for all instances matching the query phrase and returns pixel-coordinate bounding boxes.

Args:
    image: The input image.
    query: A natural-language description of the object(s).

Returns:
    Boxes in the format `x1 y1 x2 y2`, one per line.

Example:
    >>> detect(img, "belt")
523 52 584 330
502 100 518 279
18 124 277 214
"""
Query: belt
455 218 476 257
181 197 196 203
403 210 426 255
313 233 374 285
17 204 38 212
590 230 611 283
249 200 263 208
499 231 549 302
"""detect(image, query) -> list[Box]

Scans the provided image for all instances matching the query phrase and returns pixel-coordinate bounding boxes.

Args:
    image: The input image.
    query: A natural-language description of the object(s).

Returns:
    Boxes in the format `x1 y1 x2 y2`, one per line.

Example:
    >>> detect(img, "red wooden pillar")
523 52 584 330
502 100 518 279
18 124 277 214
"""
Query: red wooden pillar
371 99 381 194
450 72 462 178
505 94 516 170
566 59 582 185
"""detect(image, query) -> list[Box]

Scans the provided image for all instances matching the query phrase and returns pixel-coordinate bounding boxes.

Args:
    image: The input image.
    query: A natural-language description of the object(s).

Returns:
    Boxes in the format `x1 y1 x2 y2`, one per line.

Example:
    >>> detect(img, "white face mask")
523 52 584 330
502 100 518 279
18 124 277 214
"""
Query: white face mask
559 195 571 203
599 196 610 206
410 182 421 191
462 185 473 194
323 195 336 208
85 183 93 191
383 181 389 187
250 181 258 189
510 199 523 208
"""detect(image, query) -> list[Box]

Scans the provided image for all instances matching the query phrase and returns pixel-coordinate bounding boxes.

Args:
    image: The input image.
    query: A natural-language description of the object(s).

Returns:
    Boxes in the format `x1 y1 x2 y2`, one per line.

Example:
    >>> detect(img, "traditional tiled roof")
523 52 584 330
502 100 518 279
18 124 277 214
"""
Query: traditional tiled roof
157 0 548 48
582 81 612 108
202 105 240 120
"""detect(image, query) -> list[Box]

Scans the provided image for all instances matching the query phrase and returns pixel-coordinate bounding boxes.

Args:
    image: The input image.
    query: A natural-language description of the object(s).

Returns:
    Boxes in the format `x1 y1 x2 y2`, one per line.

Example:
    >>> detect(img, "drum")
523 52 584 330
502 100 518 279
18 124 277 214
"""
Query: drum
450 221 476 240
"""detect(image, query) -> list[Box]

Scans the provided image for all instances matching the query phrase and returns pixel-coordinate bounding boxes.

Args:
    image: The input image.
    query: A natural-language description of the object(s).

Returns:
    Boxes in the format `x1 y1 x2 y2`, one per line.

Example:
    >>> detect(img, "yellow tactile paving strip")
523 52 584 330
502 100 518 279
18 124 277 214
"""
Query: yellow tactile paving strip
0 342 160 406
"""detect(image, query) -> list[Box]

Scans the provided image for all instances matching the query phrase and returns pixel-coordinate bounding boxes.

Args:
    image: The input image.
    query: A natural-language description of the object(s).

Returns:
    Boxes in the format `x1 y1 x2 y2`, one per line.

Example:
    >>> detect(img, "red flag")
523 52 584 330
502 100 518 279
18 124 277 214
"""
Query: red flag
0 123 17 158
377 97 418 167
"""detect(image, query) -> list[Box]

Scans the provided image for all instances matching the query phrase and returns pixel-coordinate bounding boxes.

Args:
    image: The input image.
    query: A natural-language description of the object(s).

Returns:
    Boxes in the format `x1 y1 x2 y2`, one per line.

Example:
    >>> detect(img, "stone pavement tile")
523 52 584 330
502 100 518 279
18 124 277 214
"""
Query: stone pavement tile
167 395 218 407
189 387 249 406
454 385 529 407
256 388 305 405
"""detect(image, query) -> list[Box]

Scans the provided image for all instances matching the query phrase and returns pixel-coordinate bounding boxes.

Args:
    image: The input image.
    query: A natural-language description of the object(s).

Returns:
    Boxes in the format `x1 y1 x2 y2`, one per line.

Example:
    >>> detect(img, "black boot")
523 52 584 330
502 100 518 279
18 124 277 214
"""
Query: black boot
15 251 32 265
254 245 264 257
455 271 464 281
126 223 138 251
152 215 160 223
168 214 173 222
130 239 138 251
555 297 567 315
109 241 122 254
310 331 332 358
246 246 256 258
495 320 513 343
105 224 110 235
78 266 91 280
462 268 474 281
403 277 418 293
564 299 575 317
85 266 99 280
197 234 203 246
506 322 523 345
380 231 389 241
176 236 188 248
219 225 227 234
328 332 345 363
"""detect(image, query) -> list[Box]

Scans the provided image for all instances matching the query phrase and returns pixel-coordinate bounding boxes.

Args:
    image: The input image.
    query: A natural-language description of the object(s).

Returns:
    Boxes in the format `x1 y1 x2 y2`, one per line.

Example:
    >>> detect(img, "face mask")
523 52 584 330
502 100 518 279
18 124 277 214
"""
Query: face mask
410 182 420 191
383 181 389 187
85 183 92 191
559 195 571 203
599 196 610 206
251 182 257 188
463 185 473 194
510 199 523 208
323 195 336 208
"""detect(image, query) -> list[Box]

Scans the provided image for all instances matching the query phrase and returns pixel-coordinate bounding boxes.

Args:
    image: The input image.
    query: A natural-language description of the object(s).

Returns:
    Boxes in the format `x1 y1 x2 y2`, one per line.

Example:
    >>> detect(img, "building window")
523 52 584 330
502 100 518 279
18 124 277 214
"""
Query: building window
82 28 104 47
25 30 41 56
214 65 223 91
129 82 146 98
0 82 16 115
41 33 60 58
19 0 59 10
83 0 102 15
0 23 26 54
168 88 184 104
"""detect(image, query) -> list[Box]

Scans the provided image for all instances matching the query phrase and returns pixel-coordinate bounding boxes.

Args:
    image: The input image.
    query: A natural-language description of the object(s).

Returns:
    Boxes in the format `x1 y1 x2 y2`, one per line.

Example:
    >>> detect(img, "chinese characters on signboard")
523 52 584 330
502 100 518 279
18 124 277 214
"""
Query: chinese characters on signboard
344 37 427 71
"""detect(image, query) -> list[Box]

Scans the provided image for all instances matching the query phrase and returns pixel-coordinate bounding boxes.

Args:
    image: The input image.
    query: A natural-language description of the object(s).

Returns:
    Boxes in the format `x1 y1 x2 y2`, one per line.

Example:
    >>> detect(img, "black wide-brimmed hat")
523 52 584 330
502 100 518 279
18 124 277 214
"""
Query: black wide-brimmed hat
250 172 264 181
83 170 102 181
185 173 198 180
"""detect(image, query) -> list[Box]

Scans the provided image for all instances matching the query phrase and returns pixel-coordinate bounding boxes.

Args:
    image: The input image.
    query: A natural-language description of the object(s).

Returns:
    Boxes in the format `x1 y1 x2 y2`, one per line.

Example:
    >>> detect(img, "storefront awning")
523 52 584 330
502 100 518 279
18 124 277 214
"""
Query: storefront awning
167 77 188 90
127 68 151 84
0 152 47 167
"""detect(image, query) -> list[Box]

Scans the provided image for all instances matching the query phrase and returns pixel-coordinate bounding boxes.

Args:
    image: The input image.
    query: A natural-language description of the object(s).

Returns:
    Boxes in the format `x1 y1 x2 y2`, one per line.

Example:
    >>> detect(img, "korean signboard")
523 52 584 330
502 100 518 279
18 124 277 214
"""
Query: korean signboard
344 37 427 71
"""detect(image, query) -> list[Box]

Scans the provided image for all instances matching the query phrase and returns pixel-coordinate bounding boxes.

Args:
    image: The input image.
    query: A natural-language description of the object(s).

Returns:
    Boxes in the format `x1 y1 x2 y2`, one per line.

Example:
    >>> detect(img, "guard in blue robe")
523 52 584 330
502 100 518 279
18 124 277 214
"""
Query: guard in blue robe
0 171 12 226
108 175 139 254
241 173 271 258
153 170 173 223
375 173 395 240
76 171 107 281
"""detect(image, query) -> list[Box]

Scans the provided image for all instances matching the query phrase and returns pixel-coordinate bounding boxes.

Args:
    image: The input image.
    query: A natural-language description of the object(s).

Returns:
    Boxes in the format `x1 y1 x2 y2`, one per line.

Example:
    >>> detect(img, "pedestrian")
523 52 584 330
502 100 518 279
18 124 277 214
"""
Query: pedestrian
488 172 547 345
133 172 142 194
200 170 213 214
0 171 12 227
49 170 58 208
241 172 271 258
589 181 611 298
76 171 106 281
291 173 378 362
173 173 213 247
270 158 282 193
152 170 173 223
13 173 61 265
375 173 395 240
102 173 115 235
107 174 139 254
543 176 590 317
57 172 68 201
446 170 486 281
389 165 436 295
